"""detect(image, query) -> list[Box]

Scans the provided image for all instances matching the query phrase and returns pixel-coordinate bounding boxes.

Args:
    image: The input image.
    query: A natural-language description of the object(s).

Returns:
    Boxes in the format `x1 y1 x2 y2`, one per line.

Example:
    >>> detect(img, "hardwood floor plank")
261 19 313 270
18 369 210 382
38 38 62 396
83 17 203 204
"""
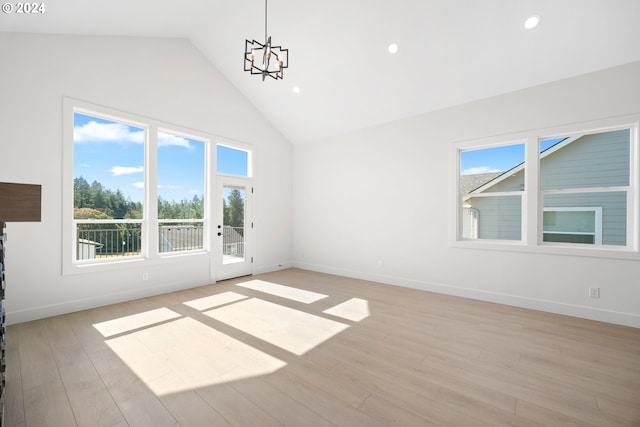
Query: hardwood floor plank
3 334 25 427
284 357 371 408
434 387 543 427
44 315 126 427
358 393 438 426
264 369 385 427
515 399 598 427
22 380 77 427
195 382 281 427
230 377 334 426
15 321 61 391
89 348 179 427
157 389 232 427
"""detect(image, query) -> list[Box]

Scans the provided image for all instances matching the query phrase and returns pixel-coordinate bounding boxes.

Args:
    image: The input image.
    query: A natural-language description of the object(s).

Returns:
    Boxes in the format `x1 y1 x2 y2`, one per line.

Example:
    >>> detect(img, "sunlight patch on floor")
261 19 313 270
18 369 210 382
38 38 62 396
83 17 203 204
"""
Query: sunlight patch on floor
93 307 182 337
323 298 370 322
235 279 328 303
183 291 248 311
204 298 348 355
105 317 286 395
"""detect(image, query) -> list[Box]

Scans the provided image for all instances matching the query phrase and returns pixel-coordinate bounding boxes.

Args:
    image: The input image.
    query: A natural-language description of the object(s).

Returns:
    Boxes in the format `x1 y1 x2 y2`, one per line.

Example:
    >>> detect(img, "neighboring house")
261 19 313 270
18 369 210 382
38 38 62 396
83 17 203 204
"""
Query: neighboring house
462 129 630 245
222 226 244 256
158 224 243 254
77 239 104 260
159 225 204 252
459 172 503 195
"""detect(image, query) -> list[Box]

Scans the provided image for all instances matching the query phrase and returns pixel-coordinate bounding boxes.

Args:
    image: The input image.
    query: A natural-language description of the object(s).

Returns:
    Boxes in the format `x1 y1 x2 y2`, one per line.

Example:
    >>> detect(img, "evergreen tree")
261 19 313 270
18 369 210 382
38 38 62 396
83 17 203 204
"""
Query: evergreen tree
74 176 91 209
227 189 244 228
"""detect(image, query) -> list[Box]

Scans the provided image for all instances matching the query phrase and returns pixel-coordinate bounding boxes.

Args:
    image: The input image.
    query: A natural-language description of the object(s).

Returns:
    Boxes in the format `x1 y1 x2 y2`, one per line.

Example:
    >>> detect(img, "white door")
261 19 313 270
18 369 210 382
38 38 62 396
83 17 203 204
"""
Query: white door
216 176 253 280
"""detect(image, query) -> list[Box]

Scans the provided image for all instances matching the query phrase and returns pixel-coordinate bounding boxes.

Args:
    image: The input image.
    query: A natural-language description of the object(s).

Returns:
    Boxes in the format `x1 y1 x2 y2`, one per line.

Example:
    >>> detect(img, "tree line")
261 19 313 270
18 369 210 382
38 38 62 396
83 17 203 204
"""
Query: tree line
74 177 244 227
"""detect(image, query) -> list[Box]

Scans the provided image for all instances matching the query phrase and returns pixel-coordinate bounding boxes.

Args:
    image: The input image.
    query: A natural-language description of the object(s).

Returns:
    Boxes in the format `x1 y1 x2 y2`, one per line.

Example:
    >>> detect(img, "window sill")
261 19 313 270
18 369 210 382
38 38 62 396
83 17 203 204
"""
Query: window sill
452 239 640 261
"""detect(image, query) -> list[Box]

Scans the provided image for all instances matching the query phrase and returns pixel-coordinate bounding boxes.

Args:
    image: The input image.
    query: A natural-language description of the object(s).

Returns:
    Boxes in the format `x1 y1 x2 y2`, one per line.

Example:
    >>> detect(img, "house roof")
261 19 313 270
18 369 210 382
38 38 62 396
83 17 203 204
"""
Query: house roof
465 136 579 196
459 172 504 195
3 1 640 144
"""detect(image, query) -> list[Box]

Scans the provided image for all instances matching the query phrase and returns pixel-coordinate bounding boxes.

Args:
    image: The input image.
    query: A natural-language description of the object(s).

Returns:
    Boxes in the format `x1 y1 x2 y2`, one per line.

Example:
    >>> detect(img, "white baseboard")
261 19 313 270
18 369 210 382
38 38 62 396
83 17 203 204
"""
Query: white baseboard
253 261 293 276
293 261 640 329
8 262 294 325
7 278 205 325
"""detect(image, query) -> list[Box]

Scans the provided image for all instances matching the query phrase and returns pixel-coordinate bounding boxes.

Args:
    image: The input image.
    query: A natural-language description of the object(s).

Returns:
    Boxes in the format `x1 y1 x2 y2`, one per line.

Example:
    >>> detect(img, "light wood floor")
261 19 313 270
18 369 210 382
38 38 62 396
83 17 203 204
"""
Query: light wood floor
5 268 640 426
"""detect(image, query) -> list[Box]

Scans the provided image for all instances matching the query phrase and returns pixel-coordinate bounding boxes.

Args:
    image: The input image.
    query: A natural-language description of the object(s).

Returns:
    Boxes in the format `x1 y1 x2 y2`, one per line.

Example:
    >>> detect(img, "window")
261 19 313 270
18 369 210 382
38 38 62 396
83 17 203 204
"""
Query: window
454 117 639 258
459 143 525 241
64 99 216 273
158 131 206 253
217 144 251 177
73 112 146 261
539 129 630 247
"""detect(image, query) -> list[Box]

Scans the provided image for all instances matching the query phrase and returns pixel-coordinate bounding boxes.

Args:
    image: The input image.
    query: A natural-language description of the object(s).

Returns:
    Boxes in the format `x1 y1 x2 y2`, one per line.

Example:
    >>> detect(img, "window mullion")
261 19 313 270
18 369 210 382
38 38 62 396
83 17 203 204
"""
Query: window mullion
146 126 159 258
525 135 539 246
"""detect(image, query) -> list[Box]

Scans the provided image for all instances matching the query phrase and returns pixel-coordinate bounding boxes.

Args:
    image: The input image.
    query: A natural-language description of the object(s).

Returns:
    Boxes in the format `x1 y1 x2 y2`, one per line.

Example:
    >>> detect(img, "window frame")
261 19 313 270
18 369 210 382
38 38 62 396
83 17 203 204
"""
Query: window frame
63 98 219 275
451 114 640 260
459 140 527 242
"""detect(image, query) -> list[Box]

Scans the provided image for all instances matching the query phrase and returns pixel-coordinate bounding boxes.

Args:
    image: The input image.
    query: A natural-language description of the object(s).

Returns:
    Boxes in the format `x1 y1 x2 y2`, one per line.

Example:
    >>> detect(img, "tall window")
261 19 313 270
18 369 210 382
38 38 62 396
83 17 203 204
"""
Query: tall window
158 132 206 253
73 112 145 260
454 119 638 258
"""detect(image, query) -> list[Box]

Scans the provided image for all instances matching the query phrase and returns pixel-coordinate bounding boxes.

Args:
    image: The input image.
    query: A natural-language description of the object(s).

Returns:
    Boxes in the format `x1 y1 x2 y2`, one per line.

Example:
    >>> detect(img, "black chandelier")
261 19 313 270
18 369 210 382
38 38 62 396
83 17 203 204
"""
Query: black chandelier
244 0 289 80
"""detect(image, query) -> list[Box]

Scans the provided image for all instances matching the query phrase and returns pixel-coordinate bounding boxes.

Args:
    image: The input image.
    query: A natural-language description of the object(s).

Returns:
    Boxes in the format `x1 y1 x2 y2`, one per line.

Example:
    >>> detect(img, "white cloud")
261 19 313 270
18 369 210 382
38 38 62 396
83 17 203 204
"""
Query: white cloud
132 182 145 189
158 133 193 149
461 166 501 176
189 189 200 195
110 166 144 176
74 121 144 144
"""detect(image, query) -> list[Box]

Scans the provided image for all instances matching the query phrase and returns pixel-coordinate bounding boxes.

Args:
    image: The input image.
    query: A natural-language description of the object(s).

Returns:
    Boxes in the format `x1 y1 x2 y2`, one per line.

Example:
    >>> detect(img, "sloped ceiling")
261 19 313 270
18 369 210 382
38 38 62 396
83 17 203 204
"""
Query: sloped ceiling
3 0 640 144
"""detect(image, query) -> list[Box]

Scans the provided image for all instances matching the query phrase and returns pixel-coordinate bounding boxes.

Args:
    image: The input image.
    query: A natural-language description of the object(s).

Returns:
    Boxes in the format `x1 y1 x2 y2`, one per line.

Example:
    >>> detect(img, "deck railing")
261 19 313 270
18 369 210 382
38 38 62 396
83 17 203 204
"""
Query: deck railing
76 221 142 259
75 221 244 259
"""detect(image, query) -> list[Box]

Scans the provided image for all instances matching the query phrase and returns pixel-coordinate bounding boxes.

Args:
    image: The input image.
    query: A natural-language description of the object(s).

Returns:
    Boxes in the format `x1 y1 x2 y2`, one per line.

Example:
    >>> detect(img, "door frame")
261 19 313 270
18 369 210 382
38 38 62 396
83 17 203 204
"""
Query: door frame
214 175 253 281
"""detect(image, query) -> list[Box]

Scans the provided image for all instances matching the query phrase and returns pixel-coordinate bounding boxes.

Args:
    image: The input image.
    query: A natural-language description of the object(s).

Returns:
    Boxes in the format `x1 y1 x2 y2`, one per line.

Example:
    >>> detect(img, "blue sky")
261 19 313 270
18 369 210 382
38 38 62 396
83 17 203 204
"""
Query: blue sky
74 113 248 203
460 138 563 175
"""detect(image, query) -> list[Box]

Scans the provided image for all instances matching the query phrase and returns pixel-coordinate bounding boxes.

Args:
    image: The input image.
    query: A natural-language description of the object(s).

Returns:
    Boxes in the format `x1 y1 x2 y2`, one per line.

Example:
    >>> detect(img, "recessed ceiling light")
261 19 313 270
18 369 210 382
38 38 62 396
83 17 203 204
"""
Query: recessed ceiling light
388 43 399 54
292 86 301 94
524 15 541 30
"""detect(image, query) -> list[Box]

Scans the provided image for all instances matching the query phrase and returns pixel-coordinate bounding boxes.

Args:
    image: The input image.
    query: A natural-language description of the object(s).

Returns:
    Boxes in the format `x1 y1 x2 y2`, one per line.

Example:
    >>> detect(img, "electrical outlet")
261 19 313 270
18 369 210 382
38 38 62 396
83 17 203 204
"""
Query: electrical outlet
589 287 600 298
377 260 383 269
142 272 149 281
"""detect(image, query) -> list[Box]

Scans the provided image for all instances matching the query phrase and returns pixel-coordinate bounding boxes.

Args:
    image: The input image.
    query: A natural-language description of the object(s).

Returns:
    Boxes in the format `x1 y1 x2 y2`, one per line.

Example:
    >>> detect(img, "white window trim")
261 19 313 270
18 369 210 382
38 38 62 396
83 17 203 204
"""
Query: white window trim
451 114 640 260
62 98 228 275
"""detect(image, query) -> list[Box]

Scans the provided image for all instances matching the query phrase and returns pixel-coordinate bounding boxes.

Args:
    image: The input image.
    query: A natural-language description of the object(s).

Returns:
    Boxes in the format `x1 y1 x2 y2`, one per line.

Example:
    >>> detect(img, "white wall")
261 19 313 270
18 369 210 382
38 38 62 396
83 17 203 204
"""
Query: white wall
293 61 640 328
0 33 293 324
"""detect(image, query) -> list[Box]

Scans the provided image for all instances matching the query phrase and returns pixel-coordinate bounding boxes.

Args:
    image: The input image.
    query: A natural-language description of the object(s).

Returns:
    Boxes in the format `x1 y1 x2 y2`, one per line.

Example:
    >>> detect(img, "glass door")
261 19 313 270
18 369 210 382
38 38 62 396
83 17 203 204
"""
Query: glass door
216 176 252 280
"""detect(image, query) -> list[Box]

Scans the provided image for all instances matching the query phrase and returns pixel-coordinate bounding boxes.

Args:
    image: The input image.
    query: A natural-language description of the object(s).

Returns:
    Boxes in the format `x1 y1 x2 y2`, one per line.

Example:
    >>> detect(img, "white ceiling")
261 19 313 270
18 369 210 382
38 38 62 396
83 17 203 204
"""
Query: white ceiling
3 0 640 144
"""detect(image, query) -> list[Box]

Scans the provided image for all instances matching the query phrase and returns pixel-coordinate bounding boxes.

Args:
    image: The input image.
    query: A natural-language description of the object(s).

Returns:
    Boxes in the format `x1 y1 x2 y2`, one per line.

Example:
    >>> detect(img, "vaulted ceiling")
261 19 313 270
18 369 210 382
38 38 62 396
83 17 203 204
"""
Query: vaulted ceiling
3 0 640 144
